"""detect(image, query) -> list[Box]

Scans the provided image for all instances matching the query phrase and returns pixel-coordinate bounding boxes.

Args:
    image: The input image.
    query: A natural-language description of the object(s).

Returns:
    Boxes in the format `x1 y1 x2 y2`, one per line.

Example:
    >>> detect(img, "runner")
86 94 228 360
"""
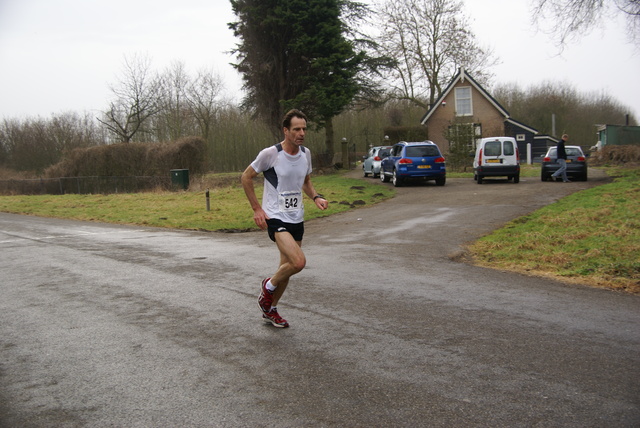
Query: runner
241 109 328 327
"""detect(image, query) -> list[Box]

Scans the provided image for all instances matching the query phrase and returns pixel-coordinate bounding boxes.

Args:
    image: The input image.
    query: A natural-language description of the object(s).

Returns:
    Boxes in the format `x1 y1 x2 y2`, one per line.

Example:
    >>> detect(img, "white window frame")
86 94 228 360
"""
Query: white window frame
455 86 473 116
449 123 481 151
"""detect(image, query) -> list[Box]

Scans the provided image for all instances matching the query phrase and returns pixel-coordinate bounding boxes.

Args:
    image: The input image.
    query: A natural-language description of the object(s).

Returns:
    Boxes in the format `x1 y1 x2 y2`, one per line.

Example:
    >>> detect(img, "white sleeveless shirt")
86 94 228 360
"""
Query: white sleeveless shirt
250 143 313 224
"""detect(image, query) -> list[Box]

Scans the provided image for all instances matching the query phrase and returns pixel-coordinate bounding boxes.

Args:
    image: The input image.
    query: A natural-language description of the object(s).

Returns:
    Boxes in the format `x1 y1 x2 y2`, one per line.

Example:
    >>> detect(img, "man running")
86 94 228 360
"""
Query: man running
241 109 328 327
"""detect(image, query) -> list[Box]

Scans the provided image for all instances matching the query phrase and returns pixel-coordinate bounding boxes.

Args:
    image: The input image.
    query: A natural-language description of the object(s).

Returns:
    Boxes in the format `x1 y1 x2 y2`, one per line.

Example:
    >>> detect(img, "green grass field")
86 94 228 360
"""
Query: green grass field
0 174 396 231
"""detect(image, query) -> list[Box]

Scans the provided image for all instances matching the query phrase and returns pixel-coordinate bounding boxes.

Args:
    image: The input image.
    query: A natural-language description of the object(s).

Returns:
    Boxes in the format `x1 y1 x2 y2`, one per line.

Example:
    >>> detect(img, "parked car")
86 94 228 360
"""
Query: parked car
473 137 520 184
362 146 392 178
380 141 446 187
541 145 588 181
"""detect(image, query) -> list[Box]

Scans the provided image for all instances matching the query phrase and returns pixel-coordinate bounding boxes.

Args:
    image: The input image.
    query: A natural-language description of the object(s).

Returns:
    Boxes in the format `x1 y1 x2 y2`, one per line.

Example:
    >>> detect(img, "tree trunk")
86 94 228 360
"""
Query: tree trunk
324 116 335 167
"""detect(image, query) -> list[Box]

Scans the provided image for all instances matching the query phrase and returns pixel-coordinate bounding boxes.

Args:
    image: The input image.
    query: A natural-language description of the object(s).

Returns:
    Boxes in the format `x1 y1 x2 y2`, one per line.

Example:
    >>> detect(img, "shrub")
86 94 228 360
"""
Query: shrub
44 137 207 178
590 145 640 166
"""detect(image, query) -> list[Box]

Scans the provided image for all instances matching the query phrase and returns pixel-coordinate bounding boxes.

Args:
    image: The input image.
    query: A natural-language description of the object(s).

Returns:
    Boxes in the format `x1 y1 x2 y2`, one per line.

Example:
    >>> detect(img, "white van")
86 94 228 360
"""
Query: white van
473 137 520 184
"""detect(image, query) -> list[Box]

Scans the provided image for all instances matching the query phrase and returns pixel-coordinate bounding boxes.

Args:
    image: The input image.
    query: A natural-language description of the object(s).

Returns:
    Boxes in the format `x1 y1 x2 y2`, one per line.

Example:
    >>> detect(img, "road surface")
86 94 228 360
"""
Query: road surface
1 170 638 427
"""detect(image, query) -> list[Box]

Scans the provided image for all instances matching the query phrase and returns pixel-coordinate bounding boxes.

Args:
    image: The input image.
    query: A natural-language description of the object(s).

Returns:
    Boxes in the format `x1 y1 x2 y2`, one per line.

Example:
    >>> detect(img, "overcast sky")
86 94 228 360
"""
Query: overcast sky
1 0 639 132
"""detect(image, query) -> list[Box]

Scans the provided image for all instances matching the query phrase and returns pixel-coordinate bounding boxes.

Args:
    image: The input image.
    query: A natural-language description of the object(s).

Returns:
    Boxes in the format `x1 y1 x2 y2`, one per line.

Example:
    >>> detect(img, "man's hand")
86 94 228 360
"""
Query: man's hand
253 207 269 230
314 197 328 211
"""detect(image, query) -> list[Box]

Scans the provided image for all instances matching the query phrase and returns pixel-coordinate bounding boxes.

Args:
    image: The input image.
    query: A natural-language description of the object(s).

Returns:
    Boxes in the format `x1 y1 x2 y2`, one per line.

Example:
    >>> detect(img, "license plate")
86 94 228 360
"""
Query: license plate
418 165 431 169
486 159 501 163
566 160 572 163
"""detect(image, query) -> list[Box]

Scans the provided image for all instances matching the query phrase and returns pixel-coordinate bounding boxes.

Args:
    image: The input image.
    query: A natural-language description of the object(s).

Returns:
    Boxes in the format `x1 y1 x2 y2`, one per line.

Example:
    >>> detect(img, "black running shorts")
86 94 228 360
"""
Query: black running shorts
266 218 304 242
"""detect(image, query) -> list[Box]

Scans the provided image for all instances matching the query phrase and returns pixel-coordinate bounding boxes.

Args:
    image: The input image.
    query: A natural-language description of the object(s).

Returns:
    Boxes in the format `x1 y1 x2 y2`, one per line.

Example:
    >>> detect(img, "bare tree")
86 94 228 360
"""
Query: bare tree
98 54 162 143
372 0 497 109
156 61 191 142
0 113 104 173
493 80 637 144
532 0 640 47
185 68 226 141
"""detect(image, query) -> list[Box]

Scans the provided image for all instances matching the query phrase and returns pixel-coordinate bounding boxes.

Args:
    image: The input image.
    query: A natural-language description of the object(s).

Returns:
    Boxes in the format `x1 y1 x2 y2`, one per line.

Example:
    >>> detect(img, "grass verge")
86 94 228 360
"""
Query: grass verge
468 167 640 294
0 172 395 232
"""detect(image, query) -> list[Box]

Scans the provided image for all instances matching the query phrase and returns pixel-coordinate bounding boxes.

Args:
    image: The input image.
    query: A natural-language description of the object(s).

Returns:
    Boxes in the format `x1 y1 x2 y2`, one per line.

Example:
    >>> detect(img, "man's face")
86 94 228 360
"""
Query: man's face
284 116 307 146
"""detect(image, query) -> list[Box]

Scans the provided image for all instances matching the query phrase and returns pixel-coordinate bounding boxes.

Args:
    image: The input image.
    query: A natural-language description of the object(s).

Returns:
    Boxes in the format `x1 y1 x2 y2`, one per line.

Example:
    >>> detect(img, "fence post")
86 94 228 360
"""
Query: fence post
341 138 348 169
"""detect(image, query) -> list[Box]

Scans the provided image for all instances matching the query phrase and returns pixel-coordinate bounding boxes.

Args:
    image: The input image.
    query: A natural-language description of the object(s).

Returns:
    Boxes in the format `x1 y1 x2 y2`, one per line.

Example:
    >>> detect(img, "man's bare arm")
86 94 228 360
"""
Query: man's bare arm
241 165 269 229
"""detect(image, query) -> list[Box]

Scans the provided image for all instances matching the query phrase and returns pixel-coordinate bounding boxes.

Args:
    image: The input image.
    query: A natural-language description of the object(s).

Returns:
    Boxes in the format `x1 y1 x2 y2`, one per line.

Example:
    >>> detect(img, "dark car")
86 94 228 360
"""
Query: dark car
541 145 588 181
362 146 392 178
380 141 446 187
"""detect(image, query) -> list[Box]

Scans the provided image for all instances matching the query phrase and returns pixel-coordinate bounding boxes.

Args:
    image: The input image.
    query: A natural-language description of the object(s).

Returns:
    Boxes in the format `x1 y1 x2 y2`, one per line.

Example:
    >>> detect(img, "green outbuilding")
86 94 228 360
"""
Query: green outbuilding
596 124 640 148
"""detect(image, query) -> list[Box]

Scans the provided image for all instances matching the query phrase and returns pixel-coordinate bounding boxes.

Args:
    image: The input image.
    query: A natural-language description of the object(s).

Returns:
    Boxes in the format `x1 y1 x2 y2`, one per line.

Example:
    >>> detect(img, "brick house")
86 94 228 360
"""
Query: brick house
420 68 543 161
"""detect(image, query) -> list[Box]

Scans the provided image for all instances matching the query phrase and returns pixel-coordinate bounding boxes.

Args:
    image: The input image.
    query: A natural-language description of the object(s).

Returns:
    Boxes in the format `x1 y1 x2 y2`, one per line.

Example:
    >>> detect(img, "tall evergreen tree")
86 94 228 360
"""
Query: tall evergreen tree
229 0 368 159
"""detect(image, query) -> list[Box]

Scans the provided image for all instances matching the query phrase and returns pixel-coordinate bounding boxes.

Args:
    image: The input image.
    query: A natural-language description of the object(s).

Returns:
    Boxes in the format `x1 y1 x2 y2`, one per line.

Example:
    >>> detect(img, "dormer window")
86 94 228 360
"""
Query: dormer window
455 86 472 116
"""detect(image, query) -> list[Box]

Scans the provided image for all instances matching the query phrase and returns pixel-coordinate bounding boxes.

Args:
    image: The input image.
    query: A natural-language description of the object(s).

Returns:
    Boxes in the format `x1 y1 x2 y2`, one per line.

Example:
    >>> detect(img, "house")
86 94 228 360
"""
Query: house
420 68 544 161
534 135 560 161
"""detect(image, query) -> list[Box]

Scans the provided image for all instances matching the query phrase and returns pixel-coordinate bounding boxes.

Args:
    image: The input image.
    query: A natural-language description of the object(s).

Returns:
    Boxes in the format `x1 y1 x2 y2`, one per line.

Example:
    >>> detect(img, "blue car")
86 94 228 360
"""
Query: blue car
380 141 446 187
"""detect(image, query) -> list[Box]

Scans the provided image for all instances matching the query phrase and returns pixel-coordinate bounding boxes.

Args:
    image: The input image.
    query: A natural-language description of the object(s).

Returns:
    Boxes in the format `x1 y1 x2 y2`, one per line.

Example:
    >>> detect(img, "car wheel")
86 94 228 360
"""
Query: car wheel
380 170 390 183
581 172 588 181
392 169 403 187
363 169 369 177
513 174 520 184
435 176 446 186
541 173 549 182
477 175 483 184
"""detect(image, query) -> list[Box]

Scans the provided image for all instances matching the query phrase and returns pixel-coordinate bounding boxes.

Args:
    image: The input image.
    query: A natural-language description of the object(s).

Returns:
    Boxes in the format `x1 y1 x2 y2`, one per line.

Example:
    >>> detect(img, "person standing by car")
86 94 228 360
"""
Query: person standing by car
552 134 570 182
241 109 328 328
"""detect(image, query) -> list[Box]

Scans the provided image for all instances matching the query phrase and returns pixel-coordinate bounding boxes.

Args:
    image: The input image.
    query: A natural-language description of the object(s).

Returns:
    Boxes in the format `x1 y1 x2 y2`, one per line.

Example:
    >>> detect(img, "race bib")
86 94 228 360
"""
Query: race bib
278 191 303 213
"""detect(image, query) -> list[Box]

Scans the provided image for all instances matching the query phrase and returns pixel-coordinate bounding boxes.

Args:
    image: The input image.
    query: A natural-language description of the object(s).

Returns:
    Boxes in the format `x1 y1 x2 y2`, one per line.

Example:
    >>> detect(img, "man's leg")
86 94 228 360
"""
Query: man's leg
560 160 569 181
270 232 305 306
552 159 566 180
556 159 567 181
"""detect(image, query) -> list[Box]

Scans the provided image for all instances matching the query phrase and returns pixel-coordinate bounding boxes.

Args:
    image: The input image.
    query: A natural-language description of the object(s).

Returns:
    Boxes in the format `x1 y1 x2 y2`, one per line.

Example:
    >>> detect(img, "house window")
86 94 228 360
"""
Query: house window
455 87 472 116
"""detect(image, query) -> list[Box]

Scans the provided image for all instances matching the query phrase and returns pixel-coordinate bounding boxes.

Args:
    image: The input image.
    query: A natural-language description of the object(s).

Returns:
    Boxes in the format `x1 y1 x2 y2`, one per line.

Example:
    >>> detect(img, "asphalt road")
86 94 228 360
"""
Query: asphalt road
1 169 639 427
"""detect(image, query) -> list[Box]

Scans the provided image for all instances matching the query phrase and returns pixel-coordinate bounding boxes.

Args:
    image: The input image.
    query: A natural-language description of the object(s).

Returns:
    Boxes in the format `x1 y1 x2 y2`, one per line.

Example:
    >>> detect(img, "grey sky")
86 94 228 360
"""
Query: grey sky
1 0 638 136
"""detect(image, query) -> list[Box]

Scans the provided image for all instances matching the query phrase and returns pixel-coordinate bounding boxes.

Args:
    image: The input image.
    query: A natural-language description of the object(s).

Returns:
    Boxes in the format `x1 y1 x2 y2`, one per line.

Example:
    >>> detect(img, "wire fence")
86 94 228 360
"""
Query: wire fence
0 146 363 196
0 176 172 196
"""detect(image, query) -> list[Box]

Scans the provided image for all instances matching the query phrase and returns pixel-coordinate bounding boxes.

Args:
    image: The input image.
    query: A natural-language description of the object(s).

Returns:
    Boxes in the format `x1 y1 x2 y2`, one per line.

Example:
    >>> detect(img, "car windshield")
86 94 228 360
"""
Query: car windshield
405 146 439 157
548 147 583 157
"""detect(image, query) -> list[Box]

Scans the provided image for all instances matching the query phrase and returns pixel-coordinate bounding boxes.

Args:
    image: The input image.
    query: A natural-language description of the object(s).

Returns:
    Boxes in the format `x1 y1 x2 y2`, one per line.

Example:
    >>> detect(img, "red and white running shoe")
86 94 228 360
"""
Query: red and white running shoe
262 308 289 328
258 277 274 314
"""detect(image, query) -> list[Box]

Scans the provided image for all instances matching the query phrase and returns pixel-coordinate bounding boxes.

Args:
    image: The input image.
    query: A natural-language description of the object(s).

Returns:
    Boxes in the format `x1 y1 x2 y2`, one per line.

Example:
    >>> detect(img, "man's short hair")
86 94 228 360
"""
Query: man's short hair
282 109 308 129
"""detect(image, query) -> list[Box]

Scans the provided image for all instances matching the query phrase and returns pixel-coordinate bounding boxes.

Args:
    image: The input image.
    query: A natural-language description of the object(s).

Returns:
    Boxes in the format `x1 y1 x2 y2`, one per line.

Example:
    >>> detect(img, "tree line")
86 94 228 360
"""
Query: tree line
0 0 637 178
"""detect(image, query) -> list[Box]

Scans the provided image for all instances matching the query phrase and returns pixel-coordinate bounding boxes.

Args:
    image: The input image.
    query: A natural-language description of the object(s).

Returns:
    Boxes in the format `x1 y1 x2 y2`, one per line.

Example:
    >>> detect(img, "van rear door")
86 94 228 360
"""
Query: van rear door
482 141 503 165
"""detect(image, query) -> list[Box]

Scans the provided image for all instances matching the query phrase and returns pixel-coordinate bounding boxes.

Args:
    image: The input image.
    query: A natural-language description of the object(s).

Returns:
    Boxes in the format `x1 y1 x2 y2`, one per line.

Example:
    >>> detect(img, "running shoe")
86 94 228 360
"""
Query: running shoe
262 308 289 328
258 277 273 314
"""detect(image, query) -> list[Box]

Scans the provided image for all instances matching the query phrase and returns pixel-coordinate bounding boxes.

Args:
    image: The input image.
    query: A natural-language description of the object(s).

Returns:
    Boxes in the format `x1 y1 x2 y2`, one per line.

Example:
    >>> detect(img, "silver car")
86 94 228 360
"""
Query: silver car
363 146 391 178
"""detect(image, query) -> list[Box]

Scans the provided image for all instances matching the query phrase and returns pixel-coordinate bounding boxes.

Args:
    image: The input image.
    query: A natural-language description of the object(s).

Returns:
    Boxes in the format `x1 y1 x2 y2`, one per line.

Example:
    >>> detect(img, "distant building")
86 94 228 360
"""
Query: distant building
420 68 545 161
596 124 640 148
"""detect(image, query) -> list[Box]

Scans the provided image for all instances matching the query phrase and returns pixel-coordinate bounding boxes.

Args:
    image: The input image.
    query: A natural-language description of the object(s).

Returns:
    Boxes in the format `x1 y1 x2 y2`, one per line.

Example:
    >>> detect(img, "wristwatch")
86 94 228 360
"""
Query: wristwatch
313 194 324 201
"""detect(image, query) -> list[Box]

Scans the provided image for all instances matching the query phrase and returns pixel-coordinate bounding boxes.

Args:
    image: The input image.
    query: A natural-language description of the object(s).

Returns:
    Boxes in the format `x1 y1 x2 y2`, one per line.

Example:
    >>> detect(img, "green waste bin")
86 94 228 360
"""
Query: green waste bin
170 169 189 190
